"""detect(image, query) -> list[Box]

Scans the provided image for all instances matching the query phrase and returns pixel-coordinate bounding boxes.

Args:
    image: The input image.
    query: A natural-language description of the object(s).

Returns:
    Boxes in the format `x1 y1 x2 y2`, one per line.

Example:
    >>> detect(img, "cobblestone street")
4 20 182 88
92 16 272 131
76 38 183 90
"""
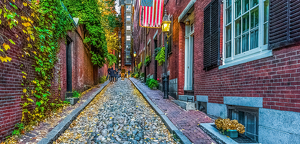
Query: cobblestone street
55 79 179 144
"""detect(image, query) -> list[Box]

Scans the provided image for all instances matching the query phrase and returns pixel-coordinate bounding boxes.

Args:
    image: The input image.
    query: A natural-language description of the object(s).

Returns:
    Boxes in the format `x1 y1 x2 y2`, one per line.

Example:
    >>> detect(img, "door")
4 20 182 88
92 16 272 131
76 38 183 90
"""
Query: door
184 25 194 90
66 39 72 92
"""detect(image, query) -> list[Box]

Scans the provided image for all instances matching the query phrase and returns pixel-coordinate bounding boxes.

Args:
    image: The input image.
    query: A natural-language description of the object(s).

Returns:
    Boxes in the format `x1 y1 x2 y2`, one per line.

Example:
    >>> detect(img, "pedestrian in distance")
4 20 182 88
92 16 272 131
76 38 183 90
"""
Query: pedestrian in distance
128 70 130 78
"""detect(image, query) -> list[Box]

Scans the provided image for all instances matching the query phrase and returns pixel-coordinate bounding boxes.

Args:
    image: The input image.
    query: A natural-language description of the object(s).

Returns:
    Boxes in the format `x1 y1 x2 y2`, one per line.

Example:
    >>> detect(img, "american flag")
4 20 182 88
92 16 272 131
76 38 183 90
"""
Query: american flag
139 0 164 28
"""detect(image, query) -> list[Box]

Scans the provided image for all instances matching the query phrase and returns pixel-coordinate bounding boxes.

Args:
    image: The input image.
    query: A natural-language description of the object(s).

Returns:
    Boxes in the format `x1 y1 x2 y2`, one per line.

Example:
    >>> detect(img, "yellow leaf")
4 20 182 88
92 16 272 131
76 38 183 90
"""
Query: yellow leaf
22 22 31 27
110 117 112 119
23 89 27 93
28 44 32 48
27 37 30 41
30 35 35 41
0 56 12 62
23 76 26 79
33 51 37 55
27 98 34 103
32 80 36 84
3 43 10 50
23 30 27 34
23 2 27 6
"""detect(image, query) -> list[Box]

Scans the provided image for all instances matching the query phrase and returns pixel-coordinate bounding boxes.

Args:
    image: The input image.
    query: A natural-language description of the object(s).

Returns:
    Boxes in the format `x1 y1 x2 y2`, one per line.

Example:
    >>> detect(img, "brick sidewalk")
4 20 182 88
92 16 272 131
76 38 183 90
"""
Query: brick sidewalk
130 78 215 144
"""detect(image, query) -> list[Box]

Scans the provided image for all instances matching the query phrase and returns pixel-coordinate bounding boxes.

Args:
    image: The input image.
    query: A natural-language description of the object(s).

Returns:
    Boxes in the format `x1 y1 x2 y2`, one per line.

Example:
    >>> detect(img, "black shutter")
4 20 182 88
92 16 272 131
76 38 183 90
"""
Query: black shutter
203 0 220 71
269 0 300 49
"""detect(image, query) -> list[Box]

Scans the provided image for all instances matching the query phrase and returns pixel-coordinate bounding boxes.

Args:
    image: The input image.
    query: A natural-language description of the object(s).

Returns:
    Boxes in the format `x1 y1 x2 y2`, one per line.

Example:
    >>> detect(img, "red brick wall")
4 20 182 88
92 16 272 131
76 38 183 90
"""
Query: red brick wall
0 23 100 140
193 1 300 113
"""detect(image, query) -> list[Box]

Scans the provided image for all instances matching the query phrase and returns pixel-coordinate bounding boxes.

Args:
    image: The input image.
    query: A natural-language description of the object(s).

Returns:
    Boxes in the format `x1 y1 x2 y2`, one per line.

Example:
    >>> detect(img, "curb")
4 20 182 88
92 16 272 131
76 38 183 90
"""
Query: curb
38 81 110 144
129 78 192 144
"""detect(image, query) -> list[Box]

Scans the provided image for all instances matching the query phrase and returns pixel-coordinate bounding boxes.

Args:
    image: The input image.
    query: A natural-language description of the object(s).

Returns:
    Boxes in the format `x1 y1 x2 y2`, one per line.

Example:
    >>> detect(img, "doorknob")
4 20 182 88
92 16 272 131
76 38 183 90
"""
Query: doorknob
188 66 189 68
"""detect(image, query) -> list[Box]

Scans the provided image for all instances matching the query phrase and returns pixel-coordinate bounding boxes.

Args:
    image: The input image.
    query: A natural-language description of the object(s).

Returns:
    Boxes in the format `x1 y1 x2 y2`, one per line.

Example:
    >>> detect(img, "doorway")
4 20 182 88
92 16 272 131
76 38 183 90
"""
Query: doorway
66 38 72 92
184 21 194 91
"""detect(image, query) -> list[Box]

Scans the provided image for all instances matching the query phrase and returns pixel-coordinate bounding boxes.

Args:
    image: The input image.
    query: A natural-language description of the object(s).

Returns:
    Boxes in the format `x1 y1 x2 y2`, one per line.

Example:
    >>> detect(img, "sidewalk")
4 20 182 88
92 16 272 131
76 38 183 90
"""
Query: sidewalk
130 78 215 144
5 82 109 144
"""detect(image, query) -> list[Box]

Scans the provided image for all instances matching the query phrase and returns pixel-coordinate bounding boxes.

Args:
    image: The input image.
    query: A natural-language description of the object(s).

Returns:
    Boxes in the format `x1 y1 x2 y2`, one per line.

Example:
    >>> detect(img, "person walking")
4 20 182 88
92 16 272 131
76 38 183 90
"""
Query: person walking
128 70 130 78
107 67 111 81
114 69 118 82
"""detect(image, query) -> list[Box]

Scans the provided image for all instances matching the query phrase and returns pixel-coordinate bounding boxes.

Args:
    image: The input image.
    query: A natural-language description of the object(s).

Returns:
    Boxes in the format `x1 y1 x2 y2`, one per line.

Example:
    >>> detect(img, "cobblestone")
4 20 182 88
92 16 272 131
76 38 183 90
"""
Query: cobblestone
130 78 216 144
55 79 179 144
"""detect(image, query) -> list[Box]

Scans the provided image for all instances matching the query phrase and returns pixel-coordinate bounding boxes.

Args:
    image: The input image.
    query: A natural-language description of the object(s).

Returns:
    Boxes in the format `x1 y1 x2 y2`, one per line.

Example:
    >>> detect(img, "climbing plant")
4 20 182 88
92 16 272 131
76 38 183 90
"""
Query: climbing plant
106 53 117 67
0 0 73 127
62 0 121 67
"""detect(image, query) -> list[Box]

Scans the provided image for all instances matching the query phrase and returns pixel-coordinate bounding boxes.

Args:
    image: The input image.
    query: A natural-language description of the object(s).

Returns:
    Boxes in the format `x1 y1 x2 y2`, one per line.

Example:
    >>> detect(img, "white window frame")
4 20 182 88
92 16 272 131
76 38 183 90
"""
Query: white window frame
126 35 131 41
220 0 272 69
126 15 131 21
126 26 131 31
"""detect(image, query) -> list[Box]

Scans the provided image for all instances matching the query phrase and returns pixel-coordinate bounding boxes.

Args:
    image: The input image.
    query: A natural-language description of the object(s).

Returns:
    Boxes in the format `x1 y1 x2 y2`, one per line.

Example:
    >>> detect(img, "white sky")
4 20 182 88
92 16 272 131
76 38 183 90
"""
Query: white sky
115 0 121 14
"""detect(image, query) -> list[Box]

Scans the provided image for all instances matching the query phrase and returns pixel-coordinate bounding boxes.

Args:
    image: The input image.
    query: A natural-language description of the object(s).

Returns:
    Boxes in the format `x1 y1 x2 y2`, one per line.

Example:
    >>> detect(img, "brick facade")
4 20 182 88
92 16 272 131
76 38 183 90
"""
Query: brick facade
0 23 104 140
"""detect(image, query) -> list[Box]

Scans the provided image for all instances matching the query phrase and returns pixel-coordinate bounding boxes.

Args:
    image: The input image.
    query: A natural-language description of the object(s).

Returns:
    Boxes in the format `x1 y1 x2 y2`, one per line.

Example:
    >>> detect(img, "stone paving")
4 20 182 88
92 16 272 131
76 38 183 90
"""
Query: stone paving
55 79 179 144
130 78 216 144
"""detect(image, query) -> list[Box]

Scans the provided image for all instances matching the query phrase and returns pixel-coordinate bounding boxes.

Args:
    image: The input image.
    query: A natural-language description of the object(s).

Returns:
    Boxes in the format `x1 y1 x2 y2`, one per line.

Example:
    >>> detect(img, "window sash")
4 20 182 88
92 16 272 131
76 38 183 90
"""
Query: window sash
223 0 269 64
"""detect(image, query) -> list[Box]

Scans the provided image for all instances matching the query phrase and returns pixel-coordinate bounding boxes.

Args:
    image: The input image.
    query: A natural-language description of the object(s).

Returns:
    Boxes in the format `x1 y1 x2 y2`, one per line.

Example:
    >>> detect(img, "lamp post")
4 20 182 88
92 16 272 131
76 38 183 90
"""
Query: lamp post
162 10 171 99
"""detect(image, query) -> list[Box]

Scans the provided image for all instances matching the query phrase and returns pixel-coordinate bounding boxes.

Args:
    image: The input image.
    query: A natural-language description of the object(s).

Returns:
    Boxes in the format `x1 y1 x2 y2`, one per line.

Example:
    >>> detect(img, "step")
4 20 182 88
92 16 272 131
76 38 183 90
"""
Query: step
172 100 196 111
179 95 194 102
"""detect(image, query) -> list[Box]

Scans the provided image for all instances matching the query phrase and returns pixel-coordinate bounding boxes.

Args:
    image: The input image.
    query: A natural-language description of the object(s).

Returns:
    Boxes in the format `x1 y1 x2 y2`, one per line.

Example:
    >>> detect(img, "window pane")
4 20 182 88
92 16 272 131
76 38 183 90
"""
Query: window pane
264 0 269 23
246 114 256 140
251 8 259 28
226 0 232 8
235 37 241 55
242 33 249 52
243 0 249 13
242 13 249 33
226 42 232 58
238 111 245 126
226 25 232 42
250 29 258 49
226 7 232 24
235 19 241 36
264 23 268 45
251 0 258 8
235 0 241 18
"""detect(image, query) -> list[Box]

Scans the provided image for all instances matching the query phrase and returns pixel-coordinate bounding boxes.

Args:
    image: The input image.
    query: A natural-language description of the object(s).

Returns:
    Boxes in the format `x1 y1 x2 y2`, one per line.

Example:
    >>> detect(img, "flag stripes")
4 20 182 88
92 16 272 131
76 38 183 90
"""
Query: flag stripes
139 0 164 28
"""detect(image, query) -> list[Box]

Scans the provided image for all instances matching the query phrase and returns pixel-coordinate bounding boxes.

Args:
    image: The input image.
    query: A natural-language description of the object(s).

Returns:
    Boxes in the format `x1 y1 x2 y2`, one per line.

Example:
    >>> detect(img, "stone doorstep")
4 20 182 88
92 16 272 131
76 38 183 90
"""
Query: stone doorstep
172 100 196 111
129 78 192 144
200 123 260 144
179 95 194 102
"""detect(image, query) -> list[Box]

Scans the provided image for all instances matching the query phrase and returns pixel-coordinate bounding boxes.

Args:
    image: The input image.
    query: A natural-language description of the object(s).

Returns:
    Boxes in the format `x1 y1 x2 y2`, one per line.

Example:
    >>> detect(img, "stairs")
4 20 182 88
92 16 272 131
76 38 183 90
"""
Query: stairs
172 95 196 111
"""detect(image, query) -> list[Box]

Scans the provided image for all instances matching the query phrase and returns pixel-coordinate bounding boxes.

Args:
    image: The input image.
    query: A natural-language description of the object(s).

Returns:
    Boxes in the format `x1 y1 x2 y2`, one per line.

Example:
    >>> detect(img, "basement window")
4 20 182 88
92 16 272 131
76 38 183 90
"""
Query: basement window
228 106 258 142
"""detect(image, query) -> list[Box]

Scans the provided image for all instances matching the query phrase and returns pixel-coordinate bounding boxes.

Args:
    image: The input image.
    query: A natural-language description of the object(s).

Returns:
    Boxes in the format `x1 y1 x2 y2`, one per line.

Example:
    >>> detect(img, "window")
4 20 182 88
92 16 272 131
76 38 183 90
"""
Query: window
126 36 131 41
126 5 131 12
228 106 258 142
126 15 131 21
223 0 270 68
126 26 131 31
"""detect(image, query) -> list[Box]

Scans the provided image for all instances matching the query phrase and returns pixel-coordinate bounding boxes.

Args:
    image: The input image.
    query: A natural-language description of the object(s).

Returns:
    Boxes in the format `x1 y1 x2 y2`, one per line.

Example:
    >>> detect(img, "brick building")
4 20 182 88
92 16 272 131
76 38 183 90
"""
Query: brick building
133 0 300 143
119 0 134 72
0 15 107 142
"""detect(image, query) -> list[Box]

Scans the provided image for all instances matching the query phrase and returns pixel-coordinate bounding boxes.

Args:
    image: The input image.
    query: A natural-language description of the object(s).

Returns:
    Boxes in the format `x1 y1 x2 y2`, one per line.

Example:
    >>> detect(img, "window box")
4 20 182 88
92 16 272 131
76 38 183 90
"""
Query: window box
224 130 238 138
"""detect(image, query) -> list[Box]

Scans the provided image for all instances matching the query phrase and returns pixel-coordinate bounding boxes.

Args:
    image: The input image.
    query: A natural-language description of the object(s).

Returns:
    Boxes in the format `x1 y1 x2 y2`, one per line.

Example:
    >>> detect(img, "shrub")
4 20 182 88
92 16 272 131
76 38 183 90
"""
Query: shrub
73 91 80 98
215 118 245 134
99 76 107 83
140 73 145 78
134 73 139 78
147 79 159 89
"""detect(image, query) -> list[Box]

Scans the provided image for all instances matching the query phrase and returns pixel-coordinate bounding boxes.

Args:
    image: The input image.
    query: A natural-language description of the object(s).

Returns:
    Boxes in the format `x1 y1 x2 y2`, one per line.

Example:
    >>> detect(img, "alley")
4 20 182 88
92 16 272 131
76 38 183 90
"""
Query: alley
55 79 179 144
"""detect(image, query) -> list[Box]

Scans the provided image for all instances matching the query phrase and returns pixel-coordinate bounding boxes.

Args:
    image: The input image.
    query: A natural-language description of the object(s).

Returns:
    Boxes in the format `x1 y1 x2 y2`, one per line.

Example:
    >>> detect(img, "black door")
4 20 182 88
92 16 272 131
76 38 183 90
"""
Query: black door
66 39 72 92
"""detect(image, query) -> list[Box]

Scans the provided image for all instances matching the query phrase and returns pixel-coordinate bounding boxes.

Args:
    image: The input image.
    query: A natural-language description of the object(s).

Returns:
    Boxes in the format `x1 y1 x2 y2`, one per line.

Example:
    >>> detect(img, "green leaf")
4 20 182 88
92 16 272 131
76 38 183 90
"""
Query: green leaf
0 9 2 15
36 101 41 107
11 4 18 10
9 39 15 45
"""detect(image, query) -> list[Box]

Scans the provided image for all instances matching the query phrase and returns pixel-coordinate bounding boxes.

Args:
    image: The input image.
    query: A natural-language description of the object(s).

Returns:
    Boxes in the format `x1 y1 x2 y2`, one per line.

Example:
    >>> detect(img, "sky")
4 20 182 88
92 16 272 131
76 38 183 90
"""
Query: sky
115 0 121 14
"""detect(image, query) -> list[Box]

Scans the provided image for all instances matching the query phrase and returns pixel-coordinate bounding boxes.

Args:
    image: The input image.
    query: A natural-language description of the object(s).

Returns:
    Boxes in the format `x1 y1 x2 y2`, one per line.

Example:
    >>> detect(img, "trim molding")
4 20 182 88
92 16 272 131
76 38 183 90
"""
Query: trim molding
178 0 196 22
224 97 263 107
219 50 273 69
148 39 151 45
153 30 158 39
